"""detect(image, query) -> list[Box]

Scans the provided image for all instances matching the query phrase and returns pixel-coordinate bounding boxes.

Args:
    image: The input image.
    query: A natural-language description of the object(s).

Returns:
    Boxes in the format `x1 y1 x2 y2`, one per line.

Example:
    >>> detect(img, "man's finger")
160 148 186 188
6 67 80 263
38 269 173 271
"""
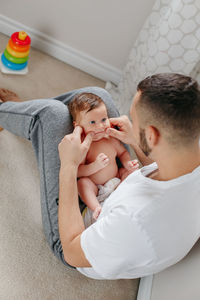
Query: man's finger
106 127 123 139
82 132 94 150
73 125 83 137
109 117 123 126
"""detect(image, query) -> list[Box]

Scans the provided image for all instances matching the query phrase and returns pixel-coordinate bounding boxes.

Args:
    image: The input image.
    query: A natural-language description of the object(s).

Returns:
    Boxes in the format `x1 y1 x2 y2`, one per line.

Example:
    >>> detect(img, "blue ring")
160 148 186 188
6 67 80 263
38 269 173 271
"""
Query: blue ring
1 53 28 70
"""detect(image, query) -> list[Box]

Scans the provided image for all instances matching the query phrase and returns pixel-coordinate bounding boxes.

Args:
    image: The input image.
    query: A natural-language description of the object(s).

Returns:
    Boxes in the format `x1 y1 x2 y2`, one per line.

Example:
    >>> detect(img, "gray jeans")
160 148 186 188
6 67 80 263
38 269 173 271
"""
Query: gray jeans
0 87 120 268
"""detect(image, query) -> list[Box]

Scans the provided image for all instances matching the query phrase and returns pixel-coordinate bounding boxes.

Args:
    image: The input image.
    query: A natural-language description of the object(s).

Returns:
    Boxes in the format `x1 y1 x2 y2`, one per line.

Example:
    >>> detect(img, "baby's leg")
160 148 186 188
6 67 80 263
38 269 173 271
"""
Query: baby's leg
77 178 101 220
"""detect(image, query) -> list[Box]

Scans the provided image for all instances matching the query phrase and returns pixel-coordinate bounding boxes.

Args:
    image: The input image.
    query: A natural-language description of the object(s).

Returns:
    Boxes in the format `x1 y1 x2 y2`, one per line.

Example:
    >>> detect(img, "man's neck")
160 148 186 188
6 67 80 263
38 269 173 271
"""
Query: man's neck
150 144 200 181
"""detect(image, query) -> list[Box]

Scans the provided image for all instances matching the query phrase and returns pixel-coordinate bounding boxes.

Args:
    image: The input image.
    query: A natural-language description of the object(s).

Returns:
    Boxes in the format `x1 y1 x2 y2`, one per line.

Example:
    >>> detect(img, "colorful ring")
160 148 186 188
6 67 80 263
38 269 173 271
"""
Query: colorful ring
1 53 28 70
4 49 29 64
11 32 31 46
9 39 30 52
6 44 29 58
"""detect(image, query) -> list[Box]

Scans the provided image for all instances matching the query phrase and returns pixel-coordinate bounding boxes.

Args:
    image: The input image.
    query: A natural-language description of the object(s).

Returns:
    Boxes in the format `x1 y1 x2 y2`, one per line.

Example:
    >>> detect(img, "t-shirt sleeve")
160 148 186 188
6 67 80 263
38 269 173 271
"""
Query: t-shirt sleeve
79 209 155 279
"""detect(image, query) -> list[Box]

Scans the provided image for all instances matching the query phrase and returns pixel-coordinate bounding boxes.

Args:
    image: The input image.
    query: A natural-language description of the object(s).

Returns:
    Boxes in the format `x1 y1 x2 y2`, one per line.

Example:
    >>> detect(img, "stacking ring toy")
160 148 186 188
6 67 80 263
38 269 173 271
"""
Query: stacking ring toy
6 44 29 58
4 49 29 64
1 31 31 74
9 39 30 52
1 54 28 70
11 32 31 46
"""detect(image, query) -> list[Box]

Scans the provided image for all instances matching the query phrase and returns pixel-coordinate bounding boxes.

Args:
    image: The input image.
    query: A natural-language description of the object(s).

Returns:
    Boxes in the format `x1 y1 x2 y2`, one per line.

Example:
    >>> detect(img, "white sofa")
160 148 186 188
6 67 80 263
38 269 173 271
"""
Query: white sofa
137 238 200 300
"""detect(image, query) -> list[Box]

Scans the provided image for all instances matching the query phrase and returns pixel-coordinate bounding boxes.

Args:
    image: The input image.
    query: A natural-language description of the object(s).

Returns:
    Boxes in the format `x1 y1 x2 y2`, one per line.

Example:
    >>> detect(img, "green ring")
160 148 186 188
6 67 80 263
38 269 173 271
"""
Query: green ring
4 48 29 64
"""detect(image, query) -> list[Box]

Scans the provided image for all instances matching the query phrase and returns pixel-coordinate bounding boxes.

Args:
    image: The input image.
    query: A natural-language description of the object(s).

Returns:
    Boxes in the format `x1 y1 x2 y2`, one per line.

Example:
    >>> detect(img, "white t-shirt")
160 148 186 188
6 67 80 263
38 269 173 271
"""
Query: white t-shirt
77 162 200 280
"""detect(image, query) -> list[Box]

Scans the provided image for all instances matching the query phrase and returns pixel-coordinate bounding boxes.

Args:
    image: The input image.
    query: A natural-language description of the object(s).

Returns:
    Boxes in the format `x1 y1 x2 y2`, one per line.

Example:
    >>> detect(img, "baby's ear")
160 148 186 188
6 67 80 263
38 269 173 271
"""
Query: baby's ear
73 121 78 127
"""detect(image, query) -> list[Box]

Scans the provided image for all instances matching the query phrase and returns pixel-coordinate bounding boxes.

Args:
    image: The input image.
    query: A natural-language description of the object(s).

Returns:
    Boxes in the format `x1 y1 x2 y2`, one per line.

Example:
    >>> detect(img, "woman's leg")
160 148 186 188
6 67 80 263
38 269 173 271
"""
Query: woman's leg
0 87 120 267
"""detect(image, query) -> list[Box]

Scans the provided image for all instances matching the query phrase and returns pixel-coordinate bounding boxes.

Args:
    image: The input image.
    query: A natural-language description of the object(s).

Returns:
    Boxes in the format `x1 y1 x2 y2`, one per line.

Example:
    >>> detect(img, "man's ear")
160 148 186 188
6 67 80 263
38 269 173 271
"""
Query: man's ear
146 125 160 148
73 121 78 127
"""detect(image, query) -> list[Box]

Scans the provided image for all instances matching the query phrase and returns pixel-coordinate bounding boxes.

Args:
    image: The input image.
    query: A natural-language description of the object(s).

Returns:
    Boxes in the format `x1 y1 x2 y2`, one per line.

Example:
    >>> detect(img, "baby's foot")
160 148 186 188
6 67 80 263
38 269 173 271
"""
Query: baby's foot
0 88 21 102
92 206 102 220
0 89 21 132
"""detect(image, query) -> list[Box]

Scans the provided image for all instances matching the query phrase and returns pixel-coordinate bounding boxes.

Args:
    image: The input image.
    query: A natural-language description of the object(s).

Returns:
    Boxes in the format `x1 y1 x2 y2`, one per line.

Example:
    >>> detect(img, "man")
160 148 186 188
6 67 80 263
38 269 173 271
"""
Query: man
58 73 200 279
0 73 200 280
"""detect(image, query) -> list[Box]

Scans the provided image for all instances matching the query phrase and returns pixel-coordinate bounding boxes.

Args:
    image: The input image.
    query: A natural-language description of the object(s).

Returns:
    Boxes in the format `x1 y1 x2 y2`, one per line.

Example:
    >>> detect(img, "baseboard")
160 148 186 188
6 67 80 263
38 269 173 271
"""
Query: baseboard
0 14 121 84
137 275 153 300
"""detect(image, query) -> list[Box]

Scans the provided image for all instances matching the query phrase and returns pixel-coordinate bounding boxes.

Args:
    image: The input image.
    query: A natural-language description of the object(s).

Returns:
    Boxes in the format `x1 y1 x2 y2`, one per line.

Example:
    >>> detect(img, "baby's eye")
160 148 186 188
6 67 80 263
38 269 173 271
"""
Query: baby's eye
102 118 107 122
90 120 95 124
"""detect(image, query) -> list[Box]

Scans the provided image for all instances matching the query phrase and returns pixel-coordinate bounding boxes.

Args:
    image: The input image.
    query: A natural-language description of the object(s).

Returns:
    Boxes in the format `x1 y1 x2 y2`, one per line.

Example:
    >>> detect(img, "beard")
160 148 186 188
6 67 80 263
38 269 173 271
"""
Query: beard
139 128 152 156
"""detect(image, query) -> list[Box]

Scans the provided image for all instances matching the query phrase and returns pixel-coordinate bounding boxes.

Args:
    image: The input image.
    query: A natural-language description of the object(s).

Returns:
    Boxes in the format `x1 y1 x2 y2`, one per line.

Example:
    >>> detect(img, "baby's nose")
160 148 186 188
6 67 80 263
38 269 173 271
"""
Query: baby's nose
98 123 104 129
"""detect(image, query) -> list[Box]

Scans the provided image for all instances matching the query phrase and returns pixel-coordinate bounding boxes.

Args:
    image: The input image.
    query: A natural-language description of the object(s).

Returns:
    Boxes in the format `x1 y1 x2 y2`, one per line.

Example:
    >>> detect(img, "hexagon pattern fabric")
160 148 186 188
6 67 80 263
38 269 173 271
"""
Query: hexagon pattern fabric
106 0 200 115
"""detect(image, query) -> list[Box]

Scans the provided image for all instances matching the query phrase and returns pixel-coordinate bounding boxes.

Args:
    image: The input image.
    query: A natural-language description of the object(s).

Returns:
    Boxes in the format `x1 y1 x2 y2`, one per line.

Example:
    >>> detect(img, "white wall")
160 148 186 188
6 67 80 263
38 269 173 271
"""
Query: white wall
0 0 155 81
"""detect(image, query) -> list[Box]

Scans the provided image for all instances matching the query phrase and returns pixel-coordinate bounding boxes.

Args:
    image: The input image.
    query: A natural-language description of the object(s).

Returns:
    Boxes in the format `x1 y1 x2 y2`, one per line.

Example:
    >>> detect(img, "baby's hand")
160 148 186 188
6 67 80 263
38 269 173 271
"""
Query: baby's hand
124 159 139 172
92 205 102 220
95 153 109 170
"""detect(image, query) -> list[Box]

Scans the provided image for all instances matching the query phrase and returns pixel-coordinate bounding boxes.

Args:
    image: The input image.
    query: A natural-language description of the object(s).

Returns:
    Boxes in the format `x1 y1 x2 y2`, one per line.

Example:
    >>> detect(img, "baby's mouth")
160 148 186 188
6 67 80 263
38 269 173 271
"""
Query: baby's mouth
95 131 105 135
93 130 109 139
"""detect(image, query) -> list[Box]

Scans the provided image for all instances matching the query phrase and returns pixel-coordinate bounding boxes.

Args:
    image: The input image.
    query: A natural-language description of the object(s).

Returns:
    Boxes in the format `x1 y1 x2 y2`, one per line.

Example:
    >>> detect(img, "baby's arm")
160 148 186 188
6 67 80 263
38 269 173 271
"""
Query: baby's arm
77 153 109 177
112 138 139 171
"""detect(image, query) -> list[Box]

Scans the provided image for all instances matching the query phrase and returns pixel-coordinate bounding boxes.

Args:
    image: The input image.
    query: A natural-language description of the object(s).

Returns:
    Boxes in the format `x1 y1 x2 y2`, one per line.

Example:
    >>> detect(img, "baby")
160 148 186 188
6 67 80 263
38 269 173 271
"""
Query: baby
68 93 139 220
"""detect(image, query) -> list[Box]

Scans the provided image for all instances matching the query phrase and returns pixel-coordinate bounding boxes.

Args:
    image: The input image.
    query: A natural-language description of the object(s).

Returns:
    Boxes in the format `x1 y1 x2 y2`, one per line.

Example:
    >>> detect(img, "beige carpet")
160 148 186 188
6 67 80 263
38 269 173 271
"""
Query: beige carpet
0 33 139 300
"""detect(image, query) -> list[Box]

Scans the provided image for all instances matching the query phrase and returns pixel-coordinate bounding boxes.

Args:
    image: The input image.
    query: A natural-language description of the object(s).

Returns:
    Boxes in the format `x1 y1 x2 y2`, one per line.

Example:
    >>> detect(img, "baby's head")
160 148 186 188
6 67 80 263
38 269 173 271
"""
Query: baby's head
68 93 110 141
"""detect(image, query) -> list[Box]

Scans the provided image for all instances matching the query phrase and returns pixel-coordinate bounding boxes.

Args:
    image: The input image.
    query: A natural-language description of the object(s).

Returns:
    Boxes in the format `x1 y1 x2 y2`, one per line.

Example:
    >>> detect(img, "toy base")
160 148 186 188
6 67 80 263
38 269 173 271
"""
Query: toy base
0 53 28 75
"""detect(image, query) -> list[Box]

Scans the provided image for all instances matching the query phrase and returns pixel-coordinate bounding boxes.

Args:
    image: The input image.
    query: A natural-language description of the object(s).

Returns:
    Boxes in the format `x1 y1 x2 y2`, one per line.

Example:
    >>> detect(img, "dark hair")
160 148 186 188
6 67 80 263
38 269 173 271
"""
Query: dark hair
137 73 200 147
67 93 104 121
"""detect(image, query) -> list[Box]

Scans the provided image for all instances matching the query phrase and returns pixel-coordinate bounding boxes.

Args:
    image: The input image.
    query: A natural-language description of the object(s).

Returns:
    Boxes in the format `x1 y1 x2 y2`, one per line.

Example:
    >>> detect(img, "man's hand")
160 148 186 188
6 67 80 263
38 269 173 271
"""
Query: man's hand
106 115 136 145
58 126 94 168
106 116 154 167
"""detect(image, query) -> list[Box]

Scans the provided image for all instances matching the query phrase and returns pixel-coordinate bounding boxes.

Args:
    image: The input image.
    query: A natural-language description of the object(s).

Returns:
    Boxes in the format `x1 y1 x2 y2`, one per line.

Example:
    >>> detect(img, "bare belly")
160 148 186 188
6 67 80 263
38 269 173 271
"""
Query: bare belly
89 160 118 185
86 138 119 185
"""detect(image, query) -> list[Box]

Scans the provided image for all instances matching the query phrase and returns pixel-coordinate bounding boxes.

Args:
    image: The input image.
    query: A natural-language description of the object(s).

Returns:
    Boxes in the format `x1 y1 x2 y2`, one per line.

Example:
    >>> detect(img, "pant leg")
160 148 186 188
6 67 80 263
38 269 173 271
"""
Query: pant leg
53 86 120 118
0 98 74 267
0 87 121 267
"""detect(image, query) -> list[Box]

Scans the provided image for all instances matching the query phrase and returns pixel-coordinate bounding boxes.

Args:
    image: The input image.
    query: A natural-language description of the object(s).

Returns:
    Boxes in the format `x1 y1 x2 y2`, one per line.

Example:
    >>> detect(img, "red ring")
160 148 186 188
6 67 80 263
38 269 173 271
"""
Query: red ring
9 39 30 52
11 32 31 46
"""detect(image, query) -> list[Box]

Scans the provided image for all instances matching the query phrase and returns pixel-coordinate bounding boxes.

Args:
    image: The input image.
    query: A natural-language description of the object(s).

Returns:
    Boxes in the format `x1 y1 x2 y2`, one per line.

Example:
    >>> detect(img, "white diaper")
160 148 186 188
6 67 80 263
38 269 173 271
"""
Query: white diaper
82 177 121 228
97 177 121 203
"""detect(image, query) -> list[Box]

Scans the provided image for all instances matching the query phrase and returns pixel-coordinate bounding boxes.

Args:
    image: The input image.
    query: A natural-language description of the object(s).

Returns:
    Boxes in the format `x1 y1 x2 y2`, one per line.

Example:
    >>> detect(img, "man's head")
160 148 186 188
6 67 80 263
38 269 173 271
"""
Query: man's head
130 73 200 157
68 93 110 141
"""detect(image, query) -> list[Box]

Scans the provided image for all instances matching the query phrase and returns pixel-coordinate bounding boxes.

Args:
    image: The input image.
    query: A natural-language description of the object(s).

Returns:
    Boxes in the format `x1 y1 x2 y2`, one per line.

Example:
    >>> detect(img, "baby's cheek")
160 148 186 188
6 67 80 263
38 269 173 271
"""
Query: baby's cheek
82 125 91 135
84 128 95 136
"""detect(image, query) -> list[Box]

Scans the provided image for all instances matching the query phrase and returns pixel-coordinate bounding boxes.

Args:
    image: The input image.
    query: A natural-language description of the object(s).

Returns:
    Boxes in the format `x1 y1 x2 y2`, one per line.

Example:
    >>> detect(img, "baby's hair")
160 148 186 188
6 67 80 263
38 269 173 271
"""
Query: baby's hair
68 93 104 121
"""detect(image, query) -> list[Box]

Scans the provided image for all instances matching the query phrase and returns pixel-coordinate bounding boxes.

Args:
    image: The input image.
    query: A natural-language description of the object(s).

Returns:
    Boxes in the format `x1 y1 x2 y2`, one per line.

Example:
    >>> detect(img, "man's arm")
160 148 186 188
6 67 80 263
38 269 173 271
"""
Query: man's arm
58 164 91 267
131 143 154 166
106 116 154 167
58 127 94 267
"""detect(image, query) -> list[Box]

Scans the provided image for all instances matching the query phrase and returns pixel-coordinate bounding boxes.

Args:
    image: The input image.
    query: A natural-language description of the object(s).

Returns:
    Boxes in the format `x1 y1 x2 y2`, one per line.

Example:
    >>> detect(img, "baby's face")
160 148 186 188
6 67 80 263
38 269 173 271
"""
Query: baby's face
75 103 110 141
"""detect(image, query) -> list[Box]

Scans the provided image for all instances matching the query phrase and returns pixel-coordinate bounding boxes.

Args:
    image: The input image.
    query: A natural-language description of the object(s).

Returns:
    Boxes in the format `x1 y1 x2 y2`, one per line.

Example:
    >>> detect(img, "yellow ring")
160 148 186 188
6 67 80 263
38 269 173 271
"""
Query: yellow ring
6 44 29 58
